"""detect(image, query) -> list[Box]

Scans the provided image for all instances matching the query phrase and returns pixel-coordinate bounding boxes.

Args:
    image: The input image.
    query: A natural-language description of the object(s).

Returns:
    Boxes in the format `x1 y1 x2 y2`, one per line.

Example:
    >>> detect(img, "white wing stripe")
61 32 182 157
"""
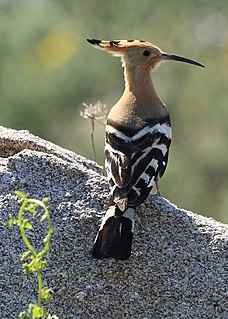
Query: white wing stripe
133 159 159 189
140 172 151 184
132 186 141 196
105 143 125 156
152 123 172 140
106 122 172 142
106 125 131 141
153 144 168 156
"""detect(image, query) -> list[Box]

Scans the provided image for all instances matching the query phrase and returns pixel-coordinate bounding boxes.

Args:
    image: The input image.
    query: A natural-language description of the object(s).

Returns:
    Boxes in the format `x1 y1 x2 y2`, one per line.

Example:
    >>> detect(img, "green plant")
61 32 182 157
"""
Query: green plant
6 191 59 319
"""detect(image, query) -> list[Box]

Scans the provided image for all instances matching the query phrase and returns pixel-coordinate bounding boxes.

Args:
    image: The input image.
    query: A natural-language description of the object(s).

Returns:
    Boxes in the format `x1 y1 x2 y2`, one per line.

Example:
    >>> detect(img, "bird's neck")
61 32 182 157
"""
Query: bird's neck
123 63 163 106
107 62 168 126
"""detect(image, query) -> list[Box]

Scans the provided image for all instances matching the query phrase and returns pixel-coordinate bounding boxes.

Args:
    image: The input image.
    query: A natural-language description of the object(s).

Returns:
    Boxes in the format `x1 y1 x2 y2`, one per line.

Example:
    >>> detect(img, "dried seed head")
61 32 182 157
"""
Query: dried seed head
80 101 107 123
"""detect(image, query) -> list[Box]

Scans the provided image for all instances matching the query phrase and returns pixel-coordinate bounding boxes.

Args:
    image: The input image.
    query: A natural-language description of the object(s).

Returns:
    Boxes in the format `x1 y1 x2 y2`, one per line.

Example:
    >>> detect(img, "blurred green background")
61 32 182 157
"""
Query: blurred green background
0 0 227 223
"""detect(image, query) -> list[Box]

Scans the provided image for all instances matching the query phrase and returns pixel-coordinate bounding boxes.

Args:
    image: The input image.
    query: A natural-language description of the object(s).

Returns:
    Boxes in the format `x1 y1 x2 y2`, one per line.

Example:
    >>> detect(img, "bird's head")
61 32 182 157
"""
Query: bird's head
87 39 204 71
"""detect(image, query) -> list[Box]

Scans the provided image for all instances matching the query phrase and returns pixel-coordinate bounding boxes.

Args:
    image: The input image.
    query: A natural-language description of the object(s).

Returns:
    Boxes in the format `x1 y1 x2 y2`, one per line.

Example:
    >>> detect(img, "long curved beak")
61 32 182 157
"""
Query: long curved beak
162 53 205 68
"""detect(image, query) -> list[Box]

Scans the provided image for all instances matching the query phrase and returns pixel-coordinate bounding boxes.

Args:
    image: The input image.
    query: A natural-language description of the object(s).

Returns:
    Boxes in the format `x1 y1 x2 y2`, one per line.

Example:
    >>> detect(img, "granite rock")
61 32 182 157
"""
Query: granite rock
0 126 227 319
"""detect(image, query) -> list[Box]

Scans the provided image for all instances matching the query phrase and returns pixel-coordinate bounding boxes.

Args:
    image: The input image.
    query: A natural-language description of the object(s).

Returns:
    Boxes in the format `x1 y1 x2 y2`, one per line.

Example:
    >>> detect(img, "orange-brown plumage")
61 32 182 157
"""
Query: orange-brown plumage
87 38 204 129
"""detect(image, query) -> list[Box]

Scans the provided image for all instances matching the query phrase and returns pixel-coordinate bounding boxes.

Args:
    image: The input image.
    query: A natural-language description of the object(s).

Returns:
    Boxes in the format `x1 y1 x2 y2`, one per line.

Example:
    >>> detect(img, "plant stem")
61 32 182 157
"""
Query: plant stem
18 199 36 256
10 192 58 318
37 269 43 307
18 198 45 307
90 118 96 162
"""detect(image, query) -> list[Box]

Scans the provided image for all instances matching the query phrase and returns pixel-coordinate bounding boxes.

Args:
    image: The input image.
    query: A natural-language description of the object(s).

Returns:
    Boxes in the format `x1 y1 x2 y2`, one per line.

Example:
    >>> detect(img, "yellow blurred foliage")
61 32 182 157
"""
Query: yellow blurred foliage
36 31 76 69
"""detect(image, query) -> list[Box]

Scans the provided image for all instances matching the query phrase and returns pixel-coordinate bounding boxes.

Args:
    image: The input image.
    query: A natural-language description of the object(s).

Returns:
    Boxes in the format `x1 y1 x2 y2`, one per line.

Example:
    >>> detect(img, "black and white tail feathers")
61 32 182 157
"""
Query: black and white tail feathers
92 117 171 260
92 205 135 260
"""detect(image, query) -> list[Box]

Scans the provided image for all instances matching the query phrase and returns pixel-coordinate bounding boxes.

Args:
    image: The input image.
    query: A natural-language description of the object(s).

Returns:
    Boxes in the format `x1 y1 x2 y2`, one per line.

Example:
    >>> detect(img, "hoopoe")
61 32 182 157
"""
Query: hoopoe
87 39 204 260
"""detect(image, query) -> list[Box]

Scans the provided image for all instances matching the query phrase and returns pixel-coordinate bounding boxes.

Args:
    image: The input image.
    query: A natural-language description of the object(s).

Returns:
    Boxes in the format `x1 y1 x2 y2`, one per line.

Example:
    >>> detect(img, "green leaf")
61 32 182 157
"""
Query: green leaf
43 233 50 244
5 215 18 227
23 219 32 229
32 305 45 317
29 199 45 208
20 250 31 262
41 287 52 302
23 263 33 274
24 258 48 273
40 212 48 222
26 203 38 214
15 191 28 199
37 260 48 270
42 197 49 205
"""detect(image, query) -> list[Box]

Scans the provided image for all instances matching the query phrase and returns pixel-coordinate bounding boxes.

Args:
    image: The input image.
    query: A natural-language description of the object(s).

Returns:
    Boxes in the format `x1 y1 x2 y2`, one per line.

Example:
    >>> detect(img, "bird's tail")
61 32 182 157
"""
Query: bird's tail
92 205 136 260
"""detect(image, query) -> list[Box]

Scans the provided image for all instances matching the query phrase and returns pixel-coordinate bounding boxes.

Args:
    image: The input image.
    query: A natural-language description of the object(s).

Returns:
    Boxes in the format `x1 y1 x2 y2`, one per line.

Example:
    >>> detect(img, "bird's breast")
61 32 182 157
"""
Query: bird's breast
108 98 170 135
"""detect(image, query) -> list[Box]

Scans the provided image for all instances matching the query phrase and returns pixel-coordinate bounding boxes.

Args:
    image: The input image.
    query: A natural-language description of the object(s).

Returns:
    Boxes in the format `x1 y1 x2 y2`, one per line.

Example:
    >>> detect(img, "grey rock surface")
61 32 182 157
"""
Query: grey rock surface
0 126 227 319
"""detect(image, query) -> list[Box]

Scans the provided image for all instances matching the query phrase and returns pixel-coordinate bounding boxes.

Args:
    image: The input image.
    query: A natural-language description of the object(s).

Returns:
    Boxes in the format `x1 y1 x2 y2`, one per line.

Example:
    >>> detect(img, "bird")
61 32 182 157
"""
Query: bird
87 38 204 260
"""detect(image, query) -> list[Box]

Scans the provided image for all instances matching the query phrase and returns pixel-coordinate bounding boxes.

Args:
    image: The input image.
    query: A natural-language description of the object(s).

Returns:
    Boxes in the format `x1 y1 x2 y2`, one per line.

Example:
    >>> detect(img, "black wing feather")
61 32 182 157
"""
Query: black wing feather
105 121 171 207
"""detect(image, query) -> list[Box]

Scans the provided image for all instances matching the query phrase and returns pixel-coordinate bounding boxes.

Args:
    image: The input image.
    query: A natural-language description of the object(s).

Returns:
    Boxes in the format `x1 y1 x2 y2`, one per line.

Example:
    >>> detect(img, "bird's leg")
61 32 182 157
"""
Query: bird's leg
155 177 161 196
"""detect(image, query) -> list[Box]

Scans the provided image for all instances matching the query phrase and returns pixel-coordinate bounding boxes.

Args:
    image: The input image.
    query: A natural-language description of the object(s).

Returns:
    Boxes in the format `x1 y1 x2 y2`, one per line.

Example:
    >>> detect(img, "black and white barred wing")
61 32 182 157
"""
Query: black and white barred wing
105 121 172 207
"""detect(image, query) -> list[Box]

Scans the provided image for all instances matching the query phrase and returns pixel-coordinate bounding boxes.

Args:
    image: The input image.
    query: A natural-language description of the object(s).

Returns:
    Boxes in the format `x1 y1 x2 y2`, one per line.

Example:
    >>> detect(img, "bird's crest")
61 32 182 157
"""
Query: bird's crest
87 39 160 56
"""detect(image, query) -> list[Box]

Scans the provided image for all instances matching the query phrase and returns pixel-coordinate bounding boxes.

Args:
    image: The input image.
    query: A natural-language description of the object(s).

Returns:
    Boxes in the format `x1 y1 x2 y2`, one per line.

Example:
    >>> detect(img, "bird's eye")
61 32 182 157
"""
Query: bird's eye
143 50 150 56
